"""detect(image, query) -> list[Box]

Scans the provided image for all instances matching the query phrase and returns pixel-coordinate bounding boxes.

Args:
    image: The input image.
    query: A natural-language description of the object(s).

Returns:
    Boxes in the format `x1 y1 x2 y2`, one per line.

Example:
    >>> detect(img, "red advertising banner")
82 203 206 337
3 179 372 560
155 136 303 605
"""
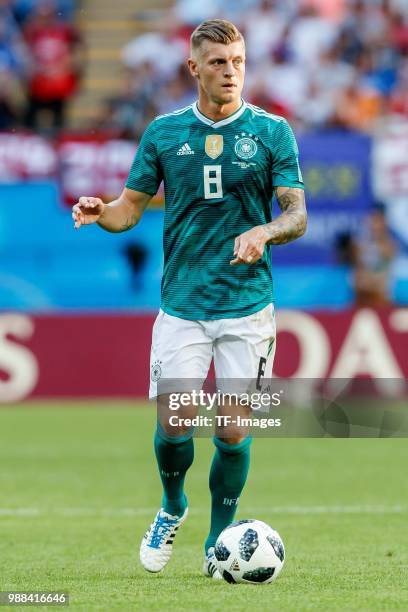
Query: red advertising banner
0 132 165 206
0 308 407 403
0 133 57 181
56 133 136 205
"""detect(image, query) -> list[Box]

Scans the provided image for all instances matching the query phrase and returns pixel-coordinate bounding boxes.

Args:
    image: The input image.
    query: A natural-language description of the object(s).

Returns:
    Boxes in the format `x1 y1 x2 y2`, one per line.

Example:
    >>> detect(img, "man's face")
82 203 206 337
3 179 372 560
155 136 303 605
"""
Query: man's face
188 40 245 106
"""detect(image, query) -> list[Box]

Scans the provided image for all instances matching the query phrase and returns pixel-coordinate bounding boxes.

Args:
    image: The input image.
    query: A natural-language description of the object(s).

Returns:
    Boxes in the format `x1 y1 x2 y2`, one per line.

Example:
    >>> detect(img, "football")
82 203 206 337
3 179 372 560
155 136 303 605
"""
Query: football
214 519 285 584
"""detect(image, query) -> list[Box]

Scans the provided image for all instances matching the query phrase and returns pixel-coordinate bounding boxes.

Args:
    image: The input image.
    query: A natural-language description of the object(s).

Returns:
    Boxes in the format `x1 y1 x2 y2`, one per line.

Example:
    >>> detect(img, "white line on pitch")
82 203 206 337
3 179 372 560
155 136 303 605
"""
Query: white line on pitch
0 505 406 517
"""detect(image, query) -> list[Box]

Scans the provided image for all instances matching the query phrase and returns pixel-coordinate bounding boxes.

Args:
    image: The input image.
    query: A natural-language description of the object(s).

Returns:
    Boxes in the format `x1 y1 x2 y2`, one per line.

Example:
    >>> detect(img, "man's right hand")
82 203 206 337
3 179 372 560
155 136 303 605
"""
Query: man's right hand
72 197 106 229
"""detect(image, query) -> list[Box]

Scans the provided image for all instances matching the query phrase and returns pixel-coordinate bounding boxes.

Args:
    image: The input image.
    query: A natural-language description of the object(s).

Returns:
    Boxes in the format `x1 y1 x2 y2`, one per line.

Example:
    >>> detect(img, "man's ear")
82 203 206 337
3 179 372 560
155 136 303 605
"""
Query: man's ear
187 58 199 79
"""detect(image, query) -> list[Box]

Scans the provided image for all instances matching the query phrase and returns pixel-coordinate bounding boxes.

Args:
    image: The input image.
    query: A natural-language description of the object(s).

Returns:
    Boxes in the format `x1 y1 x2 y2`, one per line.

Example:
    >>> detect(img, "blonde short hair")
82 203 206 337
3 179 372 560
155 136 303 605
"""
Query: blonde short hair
191 19 244 55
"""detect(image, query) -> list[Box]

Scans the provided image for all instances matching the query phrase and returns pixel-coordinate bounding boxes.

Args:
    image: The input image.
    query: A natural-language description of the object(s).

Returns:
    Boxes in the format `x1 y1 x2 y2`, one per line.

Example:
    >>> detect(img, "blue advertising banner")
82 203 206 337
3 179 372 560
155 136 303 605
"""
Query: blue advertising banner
272 131 372 265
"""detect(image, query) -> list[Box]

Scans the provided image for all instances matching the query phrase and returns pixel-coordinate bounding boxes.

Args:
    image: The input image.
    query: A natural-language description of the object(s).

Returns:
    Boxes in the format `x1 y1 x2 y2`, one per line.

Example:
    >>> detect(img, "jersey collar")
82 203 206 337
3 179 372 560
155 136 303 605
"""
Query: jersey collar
192 100 247 128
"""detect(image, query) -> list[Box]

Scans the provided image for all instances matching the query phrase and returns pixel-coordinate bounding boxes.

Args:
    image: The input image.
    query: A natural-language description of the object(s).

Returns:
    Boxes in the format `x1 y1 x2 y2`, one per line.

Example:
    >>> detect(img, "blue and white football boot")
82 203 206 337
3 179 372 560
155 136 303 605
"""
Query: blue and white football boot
203 547 222 579
140 507 188 572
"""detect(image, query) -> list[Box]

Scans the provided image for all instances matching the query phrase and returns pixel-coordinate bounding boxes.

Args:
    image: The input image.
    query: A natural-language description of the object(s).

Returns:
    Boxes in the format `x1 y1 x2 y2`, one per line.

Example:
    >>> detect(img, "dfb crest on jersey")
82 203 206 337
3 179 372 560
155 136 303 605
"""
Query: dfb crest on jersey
151 360 162 382
235 136 257 160
205 134 223 159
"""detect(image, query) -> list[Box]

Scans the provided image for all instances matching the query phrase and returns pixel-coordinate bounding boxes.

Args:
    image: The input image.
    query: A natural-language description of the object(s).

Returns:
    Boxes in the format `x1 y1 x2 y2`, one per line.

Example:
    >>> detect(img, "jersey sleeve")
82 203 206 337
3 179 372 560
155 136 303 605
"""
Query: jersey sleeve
270 119 304 189
125 120 162 195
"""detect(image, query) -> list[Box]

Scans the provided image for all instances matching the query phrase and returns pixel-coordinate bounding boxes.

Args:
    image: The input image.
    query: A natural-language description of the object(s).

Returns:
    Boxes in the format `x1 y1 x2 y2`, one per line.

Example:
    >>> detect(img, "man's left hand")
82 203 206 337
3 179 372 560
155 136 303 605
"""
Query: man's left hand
230 226 268 266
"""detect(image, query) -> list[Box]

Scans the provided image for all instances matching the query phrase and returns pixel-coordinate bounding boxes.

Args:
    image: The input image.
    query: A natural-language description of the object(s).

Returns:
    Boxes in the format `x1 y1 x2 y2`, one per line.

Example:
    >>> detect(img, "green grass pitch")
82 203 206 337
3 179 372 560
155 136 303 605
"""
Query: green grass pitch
0 403 407 611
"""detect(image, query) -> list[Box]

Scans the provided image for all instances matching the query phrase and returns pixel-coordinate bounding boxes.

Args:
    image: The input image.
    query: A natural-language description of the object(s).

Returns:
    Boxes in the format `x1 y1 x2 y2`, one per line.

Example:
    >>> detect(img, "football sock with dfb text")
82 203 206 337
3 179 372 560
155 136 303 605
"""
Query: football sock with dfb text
204 436 251 553
154 425 194 516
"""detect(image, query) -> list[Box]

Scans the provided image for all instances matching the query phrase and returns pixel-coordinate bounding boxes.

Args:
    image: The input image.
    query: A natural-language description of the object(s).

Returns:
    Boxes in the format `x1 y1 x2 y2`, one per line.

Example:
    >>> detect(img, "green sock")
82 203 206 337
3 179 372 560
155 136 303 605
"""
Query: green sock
204 436 251 553
154 426 194 517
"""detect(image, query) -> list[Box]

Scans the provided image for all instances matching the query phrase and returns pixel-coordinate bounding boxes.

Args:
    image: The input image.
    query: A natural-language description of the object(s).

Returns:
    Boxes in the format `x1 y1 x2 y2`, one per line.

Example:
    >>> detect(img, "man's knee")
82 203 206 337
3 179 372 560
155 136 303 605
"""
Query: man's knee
157 394 198 439
218 435 247 445
213 435 252 454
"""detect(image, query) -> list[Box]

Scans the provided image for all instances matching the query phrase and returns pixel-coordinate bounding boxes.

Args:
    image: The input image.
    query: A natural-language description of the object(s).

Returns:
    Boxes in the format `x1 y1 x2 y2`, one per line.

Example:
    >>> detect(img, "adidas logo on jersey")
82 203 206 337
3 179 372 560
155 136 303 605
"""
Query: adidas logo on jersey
177 143 195 155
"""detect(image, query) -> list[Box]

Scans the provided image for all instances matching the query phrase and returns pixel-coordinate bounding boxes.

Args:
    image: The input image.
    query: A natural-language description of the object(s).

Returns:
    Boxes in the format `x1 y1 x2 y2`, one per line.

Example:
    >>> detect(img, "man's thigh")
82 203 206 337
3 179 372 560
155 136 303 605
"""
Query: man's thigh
213 303 276 391
149 310 213 399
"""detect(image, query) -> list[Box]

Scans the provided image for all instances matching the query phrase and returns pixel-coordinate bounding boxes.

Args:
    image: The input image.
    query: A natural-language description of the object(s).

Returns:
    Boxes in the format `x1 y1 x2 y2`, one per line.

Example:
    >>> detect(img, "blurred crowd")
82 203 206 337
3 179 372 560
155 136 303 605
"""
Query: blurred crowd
0 0 403 307
107 0 408 139
0 0 82 131
1 0 408 137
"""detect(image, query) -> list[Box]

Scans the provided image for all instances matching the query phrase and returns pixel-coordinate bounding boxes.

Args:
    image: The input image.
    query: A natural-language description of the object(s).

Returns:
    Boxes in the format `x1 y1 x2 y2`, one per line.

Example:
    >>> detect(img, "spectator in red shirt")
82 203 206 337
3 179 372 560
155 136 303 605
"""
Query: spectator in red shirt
23 0 83 131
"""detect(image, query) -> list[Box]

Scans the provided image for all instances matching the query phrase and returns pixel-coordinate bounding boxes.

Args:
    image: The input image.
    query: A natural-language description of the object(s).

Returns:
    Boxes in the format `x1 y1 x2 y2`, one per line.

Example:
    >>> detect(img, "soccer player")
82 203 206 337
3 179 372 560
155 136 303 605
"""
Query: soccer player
72 19 306 579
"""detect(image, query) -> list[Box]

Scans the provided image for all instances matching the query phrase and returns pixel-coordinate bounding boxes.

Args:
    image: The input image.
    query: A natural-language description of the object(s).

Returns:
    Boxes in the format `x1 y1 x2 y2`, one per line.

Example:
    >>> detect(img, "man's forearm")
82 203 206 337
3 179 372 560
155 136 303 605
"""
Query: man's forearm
263 187 307 245
97 193 145 233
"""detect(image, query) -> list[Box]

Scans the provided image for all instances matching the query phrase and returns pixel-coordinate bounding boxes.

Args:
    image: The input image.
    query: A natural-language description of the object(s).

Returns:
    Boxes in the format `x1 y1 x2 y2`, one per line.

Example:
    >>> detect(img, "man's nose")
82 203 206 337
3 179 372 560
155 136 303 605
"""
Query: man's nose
224 62 234 77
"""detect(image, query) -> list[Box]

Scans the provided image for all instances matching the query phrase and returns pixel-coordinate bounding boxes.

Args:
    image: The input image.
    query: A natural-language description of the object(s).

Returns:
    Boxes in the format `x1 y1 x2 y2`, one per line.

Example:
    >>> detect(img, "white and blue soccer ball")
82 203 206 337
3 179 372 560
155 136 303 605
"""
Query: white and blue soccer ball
214 519 285 584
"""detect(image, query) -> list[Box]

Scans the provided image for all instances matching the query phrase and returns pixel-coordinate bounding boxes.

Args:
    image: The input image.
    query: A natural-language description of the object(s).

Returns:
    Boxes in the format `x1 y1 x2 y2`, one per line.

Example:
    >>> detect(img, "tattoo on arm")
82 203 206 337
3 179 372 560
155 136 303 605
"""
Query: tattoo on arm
119 212 140 232
263 187 307 245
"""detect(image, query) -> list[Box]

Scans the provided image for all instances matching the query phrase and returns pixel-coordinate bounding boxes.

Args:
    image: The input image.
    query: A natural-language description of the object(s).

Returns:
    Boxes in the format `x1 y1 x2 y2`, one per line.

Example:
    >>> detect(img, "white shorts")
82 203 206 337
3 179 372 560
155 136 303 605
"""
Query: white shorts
149 303 276 399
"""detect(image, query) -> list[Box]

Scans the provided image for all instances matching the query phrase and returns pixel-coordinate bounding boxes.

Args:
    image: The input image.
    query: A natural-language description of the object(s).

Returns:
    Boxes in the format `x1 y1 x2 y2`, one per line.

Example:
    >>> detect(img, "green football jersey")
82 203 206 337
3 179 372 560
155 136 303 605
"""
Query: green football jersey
126 100 304 320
